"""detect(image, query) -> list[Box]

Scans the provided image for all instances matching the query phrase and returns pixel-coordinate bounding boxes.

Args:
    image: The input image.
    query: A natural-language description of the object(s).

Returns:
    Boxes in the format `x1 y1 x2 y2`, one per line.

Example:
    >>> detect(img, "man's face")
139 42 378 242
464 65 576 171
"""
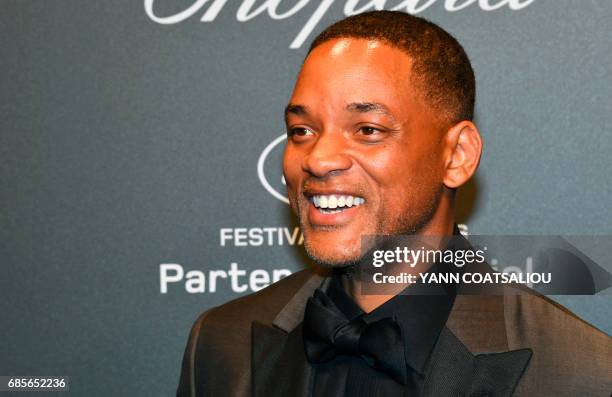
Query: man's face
283 38 448 267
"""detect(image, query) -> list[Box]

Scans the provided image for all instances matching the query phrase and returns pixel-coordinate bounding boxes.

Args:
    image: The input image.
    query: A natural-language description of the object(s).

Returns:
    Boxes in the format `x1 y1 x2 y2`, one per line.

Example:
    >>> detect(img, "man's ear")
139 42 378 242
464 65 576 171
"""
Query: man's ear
442 121 483 189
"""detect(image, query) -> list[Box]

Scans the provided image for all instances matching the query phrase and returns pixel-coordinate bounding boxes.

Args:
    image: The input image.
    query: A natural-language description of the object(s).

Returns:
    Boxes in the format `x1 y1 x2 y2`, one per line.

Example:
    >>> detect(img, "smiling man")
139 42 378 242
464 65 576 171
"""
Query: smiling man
283 27 478 274
177 11 611 397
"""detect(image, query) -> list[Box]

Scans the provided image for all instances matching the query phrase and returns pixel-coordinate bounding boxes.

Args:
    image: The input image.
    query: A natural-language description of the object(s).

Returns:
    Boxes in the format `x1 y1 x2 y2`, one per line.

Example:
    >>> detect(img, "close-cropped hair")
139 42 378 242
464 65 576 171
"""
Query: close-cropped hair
309 11 476 125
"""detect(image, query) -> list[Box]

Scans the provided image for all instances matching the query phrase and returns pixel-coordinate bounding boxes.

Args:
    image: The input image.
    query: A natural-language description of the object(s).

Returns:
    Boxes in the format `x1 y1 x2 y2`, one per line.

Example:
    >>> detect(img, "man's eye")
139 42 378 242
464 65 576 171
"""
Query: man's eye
359 126 381 135
288 127 313 137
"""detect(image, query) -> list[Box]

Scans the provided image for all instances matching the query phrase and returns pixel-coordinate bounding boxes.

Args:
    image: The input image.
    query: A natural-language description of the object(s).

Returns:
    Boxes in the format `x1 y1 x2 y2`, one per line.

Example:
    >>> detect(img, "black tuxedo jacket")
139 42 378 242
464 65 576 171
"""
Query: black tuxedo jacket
176 269 611 397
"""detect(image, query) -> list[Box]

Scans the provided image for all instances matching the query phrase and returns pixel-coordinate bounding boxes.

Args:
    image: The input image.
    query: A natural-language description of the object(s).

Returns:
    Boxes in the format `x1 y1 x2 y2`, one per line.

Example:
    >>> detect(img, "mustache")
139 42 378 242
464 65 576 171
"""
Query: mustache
301 178 369 197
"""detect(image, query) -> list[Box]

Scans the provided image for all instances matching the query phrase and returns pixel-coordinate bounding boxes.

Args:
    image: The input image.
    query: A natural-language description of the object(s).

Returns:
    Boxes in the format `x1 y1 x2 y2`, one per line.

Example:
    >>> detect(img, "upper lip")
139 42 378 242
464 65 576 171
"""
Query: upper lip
303 188 364 198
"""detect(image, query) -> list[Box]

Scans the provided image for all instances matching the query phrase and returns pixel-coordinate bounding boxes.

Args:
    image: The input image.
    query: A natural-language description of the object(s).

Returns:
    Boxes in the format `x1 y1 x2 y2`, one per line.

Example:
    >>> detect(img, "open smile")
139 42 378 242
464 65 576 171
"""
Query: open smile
310 194 365 213
306 194 366 226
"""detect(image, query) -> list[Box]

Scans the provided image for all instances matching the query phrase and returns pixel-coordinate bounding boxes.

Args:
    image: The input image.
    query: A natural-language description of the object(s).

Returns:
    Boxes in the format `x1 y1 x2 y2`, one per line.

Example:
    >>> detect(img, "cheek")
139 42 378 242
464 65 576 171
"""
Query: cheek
282 147 299 188
283 147 303 213
371 146 443 208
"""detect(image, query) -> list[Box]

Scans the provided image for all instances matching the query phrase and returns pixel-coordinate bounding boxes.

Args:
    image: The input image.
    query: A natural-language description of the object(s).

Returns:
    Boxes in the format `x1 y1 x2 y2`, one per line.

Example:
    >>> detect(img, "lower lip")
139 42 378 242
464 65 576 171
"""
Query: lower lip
307 201 362 226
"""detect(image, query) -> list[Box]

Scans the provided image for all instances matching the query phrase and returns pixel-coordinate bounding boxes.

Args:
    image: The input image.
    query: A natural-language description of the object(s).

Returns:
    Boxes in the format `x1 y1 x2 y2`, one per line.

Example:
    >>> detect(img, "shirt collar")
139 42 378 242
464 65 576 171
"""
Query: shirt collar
327 269 456 375
325 225 466 375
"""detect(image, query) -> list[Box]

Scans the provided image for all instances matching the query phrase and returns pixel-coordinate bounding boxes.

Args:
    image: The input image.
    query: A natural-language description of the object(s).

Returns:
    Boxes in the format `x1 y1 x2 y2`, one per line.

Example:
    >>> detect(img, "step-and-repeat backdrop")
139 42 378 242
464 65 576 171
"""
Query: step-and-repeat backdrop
2 1 610 395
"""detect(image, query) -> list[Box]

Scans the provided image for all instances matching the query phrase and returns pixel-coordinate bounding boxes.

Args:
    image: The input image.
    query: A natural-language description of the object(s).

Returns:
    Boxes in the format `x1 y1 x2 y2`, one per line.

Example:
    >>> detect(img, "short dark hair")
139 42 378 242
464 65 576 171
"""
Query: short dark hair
309 11 475 125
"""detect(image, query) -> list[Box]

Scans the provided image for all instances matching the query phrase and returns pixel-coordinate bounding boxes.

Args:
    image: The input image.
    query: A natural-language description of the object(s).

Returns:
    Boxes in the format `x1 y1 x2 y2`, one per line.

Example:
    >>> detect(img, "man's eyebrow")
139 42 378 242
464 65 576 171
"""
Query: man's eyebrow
284 102 396 122
284 104 309 121
346 102 393 117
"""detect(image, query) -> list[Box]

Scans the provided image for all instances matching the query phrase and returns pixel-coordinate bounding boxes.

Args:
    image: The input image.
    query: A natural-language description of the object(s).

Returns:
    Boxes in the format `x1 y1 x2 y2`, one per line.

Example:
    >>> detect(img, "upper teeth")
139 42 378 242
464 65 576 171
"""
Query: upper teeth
312 195 365 209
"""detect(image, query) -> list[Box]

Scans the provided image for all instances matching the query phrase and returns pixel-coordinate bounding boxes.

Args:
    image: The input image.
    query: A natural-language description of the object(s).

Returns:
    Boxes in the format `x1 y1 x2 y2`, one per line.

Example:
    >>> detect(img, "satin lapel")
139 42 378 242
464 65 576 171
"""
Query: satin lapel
250 274 325 397
421 327 532 397
251 321 312 397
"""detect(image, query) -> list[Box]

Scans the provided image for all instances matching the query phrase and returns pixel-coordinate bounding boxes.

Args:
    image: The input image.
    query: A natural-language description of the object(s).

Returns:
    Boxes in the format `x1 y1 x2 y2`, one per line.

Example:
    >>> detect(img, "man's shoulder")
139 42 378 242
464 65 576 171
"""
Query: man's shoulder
502 285 609 339
503 289 612 396
194 268 318 340
450 285 611 395
503 287 610 346
177 268 320 396
449 283 610 353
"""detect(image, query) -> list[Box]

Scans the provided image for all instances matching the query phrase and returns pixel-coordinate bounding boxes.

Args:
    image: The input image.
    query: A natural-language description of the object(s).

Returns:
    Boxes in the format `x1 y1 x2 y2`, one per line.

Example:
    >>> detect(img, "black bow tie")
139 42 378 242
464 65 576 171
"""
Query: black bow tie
303 289 409 385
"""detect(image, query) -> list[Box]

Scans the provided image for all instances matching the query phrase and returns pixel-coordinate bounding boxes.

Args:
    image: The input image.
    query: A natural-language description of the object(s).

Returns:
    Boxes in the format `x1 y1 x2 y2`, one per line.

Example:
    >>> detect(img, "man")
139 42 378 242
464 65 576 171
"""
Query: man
177 11 611 397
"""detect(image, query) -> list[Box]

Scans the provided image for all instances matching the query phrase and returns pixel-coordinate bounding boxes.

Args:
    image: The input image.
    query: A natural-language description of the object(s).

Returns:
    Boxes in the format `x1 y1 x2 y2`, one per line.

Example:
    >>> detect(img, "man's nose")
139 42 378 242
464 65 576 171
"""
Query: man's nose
302 132 352 177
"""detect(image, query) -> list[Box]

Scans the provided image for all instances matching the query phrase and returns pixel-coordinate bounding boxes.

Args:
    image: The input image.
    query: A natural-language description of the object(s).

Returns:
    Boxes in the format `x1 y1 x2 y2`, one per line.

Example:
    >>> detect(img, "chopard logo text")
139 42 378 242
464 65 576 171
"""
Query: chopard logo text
144 0 537 49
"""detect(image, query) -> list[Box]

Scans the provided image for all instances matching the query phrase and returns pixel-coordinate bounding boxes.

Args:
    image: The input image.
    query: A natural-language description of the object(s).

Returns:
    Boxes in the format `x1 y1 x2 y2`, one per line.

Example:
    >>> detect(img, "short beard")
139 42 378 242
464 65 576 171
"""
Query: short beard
375 180 443 238
298 186 443 270
302 233 363 270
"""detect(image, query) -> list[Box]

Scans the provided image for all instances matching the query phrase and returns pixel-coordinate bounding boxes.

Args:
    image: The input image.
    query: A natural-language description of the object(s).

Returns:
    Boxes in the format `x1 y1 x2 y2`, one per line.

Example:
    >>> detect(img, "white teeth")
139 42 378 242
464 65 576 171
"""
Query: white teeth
311 194 365 210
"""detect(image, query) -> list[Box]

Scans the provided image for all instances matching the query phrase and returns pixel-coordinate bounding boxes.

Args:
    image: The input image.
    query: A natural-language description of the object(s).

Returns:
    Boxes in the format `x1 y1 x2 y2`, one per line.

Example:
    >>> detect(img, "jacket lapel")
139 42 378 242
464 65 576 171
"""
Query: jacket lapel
251 321 313 397
250 274 325 397
249 268 533 397
422 327 532 397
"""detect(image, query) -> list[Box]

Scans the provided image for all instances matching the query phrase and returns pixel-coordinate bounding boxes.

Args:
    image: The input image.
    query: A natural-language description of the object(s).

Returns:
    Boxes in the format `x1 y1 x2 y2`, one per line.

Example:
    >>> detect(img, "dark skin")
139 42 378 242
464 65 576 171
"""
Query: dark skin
283 38 482 311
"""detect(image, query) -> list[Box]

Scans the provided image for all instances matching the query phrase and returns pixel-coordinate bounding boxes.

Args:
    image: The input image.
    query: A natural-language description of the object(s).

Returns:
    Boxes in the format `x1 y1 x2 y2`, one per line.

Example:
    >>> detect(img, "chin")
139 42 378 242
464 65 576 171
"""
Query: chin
303 234 362 269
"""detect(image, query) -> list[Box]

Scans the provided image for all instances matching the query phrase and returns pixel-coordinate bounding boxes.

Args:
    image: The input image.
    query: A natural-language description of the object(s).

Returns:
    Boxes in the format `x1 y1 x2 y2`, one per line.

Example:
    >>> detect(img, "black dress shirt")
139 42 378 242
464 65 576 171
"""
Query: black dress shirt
307 270 457 397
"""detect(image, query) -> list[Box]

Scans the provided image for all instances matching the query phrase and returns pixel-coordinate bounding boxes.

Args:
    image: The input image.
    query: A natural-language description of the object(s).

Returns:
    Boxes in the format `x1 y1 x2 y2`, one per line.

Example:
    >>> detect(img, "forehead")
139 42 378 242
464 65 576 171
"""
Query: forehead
292 38 416 110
